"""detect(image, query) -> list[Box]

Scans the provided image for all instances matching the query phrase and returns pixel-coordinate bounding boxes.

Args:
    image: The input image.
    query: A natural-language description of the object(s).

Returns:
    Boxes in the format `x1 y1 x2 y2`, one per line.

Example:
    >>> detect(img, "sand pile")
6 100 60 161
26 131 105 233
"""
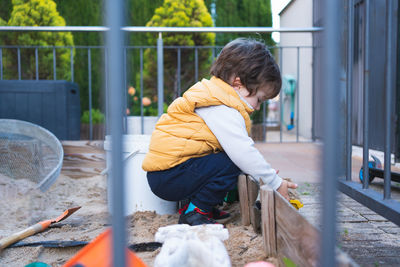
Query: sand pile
0 170 277 266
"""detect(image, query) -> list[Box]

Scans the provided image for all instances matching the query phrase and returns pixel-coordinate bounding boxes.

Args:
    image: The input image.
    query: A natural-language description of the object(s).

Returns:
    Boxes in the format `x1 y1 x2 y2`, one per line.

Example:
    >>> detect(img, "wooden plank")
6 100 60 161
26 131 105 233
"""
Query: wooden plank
238 174 250 226
61 141 106 178
275 191 319 267
260 184 276 256
247 176 260 232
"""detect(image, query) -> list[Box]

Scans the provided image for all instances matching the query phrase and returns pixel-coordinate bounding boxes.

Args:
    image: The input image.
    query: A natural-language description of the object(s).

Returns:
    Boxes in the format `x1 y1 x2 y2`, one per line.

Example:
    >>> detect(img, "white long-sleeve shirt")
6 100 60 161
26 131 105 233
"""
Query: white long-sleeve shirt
195 105 283 190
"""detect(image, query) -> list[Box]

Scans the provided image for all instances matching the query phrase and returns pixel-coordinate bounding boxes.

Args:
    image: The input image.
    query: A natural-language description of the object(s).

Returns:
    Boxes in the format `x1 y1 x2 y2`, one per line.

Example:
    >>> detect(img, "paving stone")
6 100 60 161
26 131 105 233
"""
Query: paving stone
377 226 400 235
337 223 383 235
346 205 379 216
362 214 388 222
369 221 399 228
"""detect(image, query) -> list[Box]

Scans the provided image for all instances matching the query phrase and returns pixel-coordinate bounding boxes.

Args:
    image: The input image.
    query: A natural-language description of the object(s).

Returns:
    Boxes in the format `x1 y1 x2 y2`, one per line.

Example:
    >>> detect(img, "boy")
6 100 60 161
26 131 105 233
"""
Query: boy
142 38 297 226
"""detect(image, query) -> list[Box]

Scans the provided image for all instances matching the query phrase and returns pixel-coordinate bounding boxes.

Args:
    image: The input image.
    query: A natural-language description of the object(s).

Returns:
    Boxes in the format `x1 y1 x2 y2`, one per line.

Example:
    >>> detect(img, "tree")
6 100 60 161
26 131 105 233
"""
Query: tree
3 0 74 80
204 0 274 47
142 0 215 107
0 0 12 23
54 0 103 113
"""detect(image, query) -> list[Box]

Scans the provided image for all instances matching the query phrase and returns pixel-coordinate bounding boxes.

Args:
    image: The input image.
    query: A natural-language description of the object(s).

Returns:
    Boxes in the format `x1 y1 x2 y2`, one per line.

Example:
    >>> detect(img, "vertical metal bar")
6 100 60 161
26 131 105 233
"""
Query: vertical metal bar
53 47 56 80
384 0 394 200
346 0 354 181
0 48 2 80
262 101 266 142
105 48 110 135
157 33 164 117
212 47 215 60
123 48 127 134
140 48 144 134
177 48 181 97
321 0 341 266
279 47 283 143
88 48 93 140
17 47 21 80
35 48 39 80
363 0 371 189
296 46 300 142
195 47 198 82
106 0 126 265
70 47 74 82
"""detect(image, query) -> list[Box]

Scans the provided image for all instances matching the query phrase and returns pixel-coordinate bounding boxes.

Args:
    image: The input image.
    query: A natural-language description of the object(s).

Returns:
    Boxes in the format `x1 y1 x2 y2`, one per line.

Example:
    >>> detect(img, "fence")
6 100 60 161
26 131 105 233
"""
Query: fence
4 19 399 266
0 27 318 143
337 0 400 226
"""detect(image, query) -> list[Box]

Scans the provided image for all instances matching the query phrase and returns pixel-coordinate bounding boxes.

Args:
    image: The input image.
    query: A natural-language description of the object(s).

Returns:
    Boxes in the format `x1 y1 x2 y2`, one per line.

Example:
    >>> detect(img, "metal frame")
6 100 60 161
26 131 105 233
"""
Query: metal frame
0 42 316 143
339 0 400 228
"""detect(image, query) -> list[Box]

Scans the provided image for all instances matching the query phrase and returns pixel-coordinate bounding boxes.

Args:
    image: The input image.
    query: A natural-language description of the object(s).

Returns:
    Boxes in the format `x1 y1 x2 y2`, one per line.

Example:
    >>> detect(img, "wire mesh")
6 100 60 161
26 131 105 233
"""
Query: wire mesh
0 119 63 191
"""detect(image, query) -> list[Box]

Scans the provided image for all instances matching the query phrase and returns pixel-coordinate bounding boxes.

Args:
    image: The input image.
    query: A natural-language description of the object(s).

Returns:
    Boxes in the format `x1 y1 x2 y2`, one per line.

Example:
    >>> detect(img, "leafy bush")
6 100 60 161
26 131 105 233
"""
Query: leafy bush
1 0 74 80
81 109 105 124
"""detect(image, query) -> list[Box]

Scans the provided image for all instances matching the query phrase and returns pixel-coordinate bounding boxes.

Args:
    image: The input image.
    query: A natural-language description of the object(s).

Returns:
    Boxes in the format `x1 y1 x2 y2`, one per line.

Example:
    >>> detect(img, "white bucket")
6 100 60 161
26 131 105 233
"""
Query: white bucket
126 116 159 135
104 134 177 215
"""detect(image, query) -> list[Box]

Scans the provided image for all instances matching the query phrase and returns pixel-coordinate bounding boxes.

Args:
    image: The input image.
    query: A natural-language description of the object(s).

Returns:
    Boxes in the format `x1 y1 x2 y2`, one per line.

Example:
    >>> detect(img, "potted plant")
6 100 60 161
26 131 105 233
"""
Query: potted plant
80 108 106 140
126 86 167 135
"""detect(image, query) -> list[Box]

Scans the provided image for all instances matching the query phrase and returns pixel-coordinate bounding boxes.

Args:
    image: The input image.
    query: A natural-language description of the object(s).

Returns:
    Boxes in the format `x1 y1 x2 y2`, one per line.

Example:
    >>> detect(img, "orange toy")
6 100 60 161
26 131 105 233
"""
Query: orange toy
63 228 147 267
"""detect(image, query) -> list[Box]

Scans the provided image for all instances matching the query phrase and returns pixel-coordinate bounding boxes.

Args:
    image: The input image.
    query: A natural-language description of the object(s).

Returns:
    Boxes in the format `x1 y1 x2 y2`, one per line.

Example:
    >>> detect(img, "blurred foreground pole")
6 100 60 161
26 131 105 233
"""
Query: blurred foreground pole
106 0 126 266
321 0 341 266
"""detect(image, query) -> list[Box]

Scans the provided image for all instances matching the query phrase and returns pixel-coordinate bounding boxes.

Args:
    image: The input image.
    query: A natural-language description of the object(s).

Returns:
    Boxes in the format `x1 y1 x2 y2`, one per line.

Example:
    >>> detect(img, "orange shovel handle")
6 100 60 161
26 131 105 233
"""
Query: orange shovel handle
0 220 51 251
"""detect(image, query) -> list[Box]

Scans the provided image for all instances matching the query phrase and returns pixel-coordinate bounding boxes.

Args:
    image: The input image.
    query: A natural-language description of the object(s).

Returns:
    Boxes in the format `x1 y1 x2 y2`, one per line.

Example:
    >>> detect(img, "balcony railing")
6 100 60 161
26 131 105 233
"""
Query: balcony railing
0 26 318 143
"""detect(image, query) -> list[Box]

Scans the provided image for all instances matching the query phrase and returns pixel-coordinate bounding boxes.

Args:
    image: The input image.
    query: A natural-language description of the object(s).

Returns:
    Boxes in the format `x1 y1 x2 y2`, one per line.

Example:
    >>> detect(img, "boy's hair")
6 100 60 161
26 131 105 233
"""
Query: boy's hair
210 38 281 98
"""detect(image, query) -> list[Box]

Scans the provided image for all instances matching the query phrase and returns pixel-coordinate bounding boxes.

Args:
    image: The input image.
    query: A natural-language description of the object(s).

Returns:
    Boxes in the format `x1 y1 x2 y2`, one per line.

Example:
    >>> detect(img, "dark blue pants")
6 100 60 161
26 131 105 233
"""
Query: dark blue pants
147 152 241 212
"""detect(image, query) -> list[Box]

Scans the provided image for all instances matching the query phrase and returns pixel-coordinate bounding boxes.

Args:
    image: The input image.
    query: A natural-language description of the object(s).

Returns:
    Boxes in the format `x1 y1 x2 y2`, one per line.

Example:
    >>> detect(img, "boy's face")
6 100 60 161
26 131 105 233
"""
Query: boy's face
232 78 273 111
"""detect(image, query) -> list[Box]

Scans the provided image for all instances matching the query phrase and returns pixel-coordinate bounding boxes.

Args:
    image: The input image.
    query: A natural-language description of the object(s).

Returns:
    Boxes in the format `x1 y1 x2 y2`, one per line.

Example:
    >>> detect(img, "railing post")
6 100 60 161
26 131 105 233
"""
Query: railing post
140 48 144 134
53 47 56 80
279 47 283 143
35 47 39 80
321 0 341 266
194 47 198 82
296 46 300 142
0 48 2 80
157 32 164 117
384 0 394 200
106 0 126 266
70 47 74 82
88 48 93 140
363 0 371 189
17 47 21 80
346 0 354 181
177 47 181 97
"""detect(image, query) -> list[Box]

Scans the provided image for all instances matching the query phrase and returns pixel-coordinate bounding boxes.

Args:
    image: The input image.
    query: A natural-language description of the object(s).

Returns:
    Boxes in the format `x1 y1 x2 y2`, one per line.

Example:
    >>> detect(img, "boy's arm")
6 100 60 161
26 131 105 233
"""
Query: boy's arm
195 105 283 190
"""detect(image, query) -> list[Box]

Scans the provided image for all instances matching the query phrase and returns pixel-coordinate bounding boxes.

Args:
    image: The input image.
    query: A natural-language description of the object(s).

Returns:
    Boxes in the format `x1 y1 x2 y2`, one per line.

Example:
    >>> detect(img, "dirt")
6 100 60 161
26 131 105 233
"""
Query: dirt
0 172 279 267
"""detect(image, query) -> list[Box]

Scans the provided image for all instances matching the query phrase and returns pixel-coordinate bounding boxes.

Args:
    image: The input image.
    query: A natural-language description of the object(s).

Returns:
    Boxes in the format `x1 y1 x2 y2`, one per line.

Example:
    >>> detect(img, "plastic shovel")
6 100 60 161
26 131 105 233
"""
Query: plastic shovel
0 206 81 251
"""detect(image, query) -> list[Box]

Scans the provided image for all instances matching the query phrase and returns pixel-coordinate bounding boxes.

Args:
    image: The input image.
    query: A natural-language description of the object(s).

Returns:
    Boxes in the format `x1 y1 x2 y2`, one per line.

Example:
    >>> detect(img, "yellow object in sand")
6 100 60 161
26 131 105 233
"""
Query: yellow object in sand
290 199 304 210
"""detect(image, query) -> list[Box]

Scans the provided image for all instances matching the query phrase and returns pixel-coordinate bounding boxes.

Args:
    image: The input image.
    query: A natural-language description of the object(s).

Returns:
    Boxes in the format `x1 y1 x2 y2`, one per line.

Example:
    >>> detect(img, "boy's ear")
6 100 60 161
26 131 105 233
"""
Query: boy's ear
231 77 242 89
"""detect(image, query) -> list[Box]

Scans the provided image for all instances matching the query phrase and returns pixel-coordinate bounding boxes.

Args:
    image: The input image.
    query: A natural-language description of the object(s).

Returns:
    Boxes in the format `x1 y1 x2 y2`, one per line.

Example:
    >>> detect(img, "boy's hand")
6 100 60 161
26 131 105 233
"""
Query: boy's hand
276 180 298 201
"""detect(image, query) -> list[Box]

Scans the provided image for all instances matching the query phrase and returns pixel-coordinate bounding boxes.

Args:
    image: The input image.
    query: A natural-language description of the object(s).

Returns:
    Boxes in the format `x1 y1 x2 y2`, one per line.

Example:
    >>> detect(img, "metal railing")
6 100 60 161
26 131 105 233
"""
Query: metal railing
0 27 317 143
0 25 349 267
338 0 400 227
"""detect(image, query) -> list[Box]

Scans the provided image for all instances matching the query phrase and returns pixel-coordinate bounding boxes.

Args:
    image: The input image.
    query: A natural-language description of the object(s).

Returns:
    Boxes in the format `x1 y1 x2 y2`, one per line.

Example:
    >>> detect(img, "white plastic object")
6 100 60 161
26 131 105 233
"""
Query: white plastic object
104 134 177 215
154 224 231 267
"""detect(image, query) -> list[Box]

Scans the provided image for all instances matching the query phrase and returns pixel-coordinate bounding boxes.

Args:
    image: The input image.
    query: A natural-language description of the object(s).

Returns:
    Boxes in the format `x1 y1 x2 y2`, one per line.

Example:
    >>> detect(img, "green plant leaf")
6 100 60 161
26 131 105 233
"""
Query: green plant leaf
282 257 297 267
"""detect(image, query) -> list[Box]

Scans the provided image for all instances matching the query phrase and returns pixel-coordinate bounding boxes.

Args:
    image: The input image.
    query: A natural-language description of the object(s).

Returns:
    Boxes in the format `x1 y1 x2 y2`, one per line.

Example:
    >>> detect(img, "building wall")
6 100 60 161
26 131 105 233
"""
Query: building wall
279 0 313 139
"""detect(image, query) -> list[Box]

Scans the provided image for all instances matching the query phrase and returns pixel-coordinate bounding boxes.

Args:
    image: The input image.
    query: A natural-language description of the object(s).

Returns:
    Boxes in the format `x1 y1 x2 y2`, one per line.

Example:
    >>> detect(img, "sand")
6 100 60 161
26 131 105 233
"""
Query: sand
0 171 278 267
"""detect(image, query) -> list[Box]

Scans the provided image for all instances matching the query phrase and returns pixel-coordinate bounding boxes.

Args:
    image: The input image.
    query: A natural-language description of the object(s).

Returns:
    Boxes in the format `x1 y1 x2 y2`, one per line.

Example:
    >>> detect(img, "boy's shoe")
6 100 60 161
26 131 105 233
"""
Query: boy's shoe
211 207 231 223
178 204 231 223
178 207 219 226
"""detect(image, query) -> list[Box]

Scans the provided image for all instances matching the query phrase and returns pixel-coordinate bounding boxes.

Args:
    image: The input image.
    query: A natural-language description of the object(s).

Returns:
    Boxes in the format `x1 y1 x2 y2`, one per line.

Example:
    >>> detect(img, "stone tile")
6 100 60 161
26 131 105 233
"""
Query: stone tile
378 226 400 235
346 205 378 216
337 208 368 223
362 214 388 222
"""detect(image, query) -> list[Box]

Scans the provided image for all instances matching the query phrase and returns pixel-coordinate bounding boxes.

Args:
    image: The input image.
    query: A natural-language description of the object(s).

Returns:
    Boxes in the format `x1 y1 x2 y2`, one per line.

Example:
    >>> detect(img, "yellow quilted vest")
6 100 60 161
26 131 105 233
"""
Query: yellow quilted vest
142 76 254 171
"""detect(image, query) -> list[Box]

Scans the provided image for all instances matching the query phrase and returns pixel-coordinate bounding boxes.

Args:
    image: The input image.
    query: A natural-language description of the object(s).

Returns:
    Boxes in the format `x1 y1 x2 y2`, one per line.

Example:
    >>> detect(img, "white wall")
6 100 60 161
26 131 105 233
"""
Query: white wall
279 0 313 139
